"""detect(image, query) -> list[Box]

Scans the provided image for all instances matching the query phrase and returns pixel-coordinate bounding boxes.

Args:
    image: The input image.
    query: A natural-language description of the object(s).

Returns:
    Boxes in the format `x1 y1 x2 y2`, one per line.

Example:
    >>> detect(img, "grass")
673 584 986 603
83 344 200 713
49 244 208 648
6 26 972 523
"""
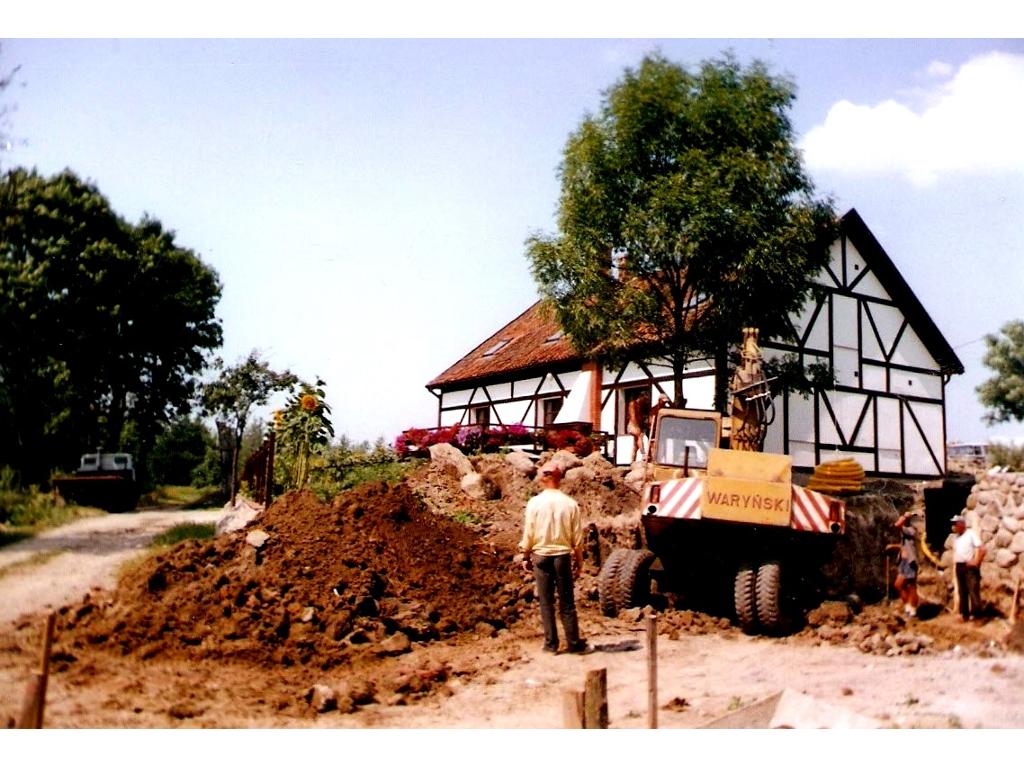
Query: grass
150 522 216 548
1 468 106 549
137 485 223 510
449 509 482 526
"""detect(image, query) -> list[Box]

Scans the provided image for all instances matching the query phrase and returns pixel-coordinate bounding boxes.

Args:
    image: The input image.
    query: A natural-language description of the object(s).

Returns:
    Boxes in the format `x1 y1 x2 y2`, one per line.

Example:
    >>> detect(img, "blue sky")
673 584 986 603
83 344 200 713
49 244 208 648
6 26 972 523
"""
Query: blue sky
3 33 1023 446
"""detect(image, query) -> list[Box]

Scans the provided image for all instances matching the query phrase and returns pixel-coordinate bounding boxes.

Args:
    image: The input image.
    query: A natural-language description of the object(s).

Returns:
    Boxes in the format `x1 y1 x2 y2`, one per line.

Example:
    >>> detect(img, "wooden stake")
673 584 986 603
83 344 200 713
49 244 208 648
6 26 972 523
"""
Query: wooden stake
646 614 658 729
562 689 585 729
583 668 608 729
18 612 56 729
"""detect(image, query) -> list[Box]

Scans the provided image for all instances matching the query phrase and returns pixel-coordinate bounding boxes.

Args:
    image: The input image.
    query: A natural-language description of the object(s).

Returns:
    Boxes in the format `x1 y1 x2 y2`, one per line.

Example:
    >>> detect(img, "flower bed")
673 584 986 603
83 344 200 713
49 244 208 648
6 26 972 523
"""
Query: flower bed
395 423 531 458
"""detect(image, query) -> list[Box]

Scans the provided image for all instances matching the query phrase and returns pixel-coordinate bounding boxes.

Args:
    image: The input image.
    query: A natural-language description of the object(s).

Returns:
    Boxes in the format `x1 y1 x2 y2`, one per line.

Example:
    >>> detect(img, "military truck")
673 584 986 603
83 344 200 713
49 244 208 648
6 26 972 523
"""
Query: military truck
598 329 847 634
52 451 140 513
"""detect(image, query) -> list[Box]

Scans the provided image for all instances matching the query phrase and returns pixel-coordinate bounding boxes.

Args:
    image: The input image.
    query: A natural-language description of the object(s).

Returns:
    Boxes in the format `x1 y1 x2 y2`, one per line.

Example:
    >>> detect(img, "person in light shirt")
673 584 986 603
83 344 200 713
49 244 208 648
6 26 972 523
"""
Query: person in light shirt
519 461 589 654
951 515 985 621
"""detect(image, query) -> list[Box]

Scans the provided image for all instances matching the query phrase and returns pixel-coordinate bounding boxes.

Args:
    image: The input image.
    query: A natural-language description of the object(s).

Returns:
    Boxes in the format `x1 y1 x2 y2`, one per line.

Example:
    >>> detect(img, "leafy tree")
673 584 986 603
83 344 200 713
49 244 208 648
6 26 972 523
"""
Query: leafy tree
978 320 1024 425
200 352 297 498
527 53 837 407
147 417 216 487
275 379 334 488
0 168 223 483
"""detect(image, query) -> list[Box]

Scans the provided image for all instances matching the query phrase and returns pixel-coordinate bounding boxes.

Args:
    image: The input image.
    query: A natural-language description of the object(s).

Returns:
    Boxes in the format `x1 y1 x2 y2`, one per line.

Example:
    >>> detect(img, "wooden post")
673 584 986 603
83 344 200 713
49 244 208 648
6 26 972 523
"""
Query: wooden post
646 614 658 729
18 612 55 729
562 689 585 728
583 668 608 729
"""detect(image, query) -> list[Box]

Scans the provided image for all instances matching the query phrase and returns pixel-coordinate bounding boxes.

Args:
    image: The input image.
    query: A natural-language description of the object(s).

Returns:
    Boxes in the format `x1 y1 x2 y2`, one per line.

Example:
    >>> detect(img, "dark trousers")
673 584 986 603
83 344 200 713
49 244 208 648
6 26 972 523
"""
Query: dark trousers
955 563 982 618
532 553 580 651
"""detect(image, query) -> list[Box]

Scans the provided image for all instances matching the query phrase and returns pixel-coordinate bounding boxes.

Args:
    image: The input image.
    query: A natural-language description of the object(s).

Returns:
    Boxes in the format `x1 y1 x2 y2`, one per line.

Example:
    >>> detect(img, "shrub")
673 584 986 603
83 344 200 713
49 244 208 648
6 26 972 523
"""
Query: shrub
988 443 1024 471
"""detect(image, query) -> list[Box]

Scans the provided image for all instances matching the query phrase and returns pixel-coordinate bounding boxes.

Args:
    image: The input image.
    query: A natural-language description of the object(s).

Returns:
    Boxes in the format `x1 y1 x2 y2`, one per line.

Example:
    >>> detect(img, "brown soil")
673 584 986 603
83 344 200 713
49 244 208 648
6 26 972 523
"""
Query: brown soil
2 455 1022 728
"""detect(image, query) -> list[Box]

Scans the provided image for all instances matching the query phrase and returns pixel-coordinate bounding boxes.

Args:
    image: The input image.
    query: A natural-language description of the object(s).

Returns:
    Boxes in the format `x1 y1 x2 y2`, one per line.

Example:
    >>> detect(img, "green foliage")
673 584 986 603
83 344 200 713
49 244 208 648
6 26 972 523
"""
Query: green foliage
978 320 1024 425
150 521 215 548
136 485 222 510
282 436 416 501
0 168 223 485
449 509 481 526
987 443 1024 471
526 52 837 406
275 379 334 489
0 465 103 542
147 417 216 487
200 351 297 493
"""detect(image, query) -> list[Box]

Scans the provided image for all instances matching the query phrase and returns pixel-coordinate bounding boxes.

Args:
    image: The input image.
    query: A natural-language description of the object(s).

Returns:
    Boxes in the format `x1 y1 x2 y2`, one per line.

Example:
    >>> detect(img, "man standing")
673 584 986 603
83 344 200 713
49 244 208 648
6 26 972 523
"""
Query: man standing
519 461 588 654
892 512 920 617
952 515 985 621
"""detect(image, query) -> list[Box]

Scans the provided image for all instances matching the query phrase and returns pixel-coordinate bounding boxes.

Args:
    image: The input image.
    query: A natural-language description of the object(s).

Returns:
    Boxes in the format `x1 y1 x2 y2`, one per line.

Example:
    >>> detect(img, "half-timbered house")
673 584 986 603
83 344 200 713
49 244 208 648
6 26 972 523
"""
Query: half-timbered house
425 210 963 477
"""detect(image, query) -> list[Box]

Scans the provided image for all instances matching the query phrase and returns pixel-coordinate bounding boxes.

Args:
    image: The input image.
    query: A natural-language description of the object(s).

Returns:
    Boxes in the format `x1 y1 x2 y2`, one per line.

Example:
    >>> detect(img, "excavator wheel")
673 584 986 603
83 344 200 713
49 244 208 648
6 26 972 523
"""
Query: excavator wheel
733 565 758 633
598 548 631 617
617 549 656 610
755 561 783 633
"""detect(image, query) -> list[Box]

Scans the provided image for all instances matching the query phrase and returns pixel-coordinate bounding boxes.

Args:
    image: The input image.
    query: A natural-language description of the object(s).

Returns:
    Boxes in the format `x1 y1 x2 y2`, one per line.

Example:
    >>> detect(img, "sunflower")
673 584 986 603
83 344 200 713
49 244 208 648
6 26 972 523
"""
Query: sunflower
300 394 318 411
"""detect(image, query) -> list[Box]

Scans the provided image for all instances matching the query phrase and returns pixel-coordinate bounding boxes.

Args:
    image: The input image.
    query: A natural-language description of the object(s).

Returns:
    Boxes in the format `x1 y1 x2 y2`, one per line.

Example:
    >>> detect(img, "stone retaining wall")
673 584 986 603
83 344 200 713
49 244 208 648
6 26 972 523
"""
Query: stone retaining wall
941 472 1024 615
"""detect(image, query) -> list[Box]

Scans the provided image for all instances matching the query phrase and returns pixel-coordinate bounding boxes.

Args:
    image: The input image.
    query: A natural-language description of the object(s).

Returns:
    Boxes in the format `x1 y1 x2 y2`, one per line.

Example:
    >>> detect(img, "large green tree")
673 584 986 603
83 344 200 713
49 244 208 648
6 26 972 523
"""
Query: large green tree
977 320 1024 425
0 168 223 483
527 53 837 407
200 352 297 499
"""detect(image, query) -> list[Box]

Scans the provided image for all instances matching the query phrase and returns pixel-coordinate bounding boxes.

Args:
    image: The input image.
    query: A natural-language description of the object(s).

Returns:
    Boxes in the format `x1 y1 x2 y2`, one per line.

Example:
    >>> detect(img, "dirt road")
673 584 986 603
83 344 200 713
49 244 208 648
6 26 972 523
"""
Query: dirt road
0 508 227 628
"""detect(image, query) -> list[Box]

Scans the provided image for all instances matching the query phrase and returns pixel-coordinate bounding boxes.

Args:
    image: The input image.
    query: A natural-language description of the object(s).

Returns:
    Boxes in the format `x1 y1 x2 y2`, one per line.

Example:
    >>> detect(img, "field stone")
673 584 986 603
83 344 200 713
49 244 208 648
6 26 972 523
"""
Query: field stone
1011 532 1024 555
623 466 647 493
245 530 270 549
995 549 1018 569
583 452 613 472
966 495 978 510
1004 516 1021 534
379 632 412 656
976 490 994 506
981 515 1001 534
504 451 537 478
994 529 1014 549
460 472 499 501
341 678 376 705
308 683 337 713
550 449 584 473
429 443 474 479
564 466 597 485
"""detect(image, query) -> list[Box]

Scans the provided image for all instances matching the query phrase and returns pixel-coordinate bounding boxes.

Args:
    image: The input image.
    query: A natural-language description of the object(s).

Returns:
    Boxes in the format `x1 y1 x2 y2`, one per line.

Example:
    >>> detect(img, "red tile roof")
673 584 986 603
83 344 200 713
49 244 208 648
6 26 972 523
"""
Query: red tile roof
427 301 582 388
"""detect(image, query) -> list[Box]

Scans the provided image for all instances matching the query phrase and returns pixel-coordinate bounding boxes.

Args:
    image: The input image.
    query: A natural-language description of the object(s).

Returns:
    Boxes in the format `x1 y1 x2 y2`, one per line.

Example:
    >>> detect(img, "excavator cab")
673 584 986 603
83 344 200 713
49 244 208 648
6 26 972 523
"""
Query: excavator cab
647 409 722 481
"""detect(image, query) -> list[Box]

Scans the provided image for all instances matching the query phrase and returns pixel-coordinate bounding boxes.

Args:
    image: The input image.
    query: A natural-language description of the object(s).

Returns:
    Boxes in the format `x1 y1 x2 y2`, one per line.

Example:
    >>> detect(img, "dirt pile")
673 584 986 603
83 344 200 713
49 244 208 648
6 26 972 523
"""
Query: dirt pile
58 483 526 670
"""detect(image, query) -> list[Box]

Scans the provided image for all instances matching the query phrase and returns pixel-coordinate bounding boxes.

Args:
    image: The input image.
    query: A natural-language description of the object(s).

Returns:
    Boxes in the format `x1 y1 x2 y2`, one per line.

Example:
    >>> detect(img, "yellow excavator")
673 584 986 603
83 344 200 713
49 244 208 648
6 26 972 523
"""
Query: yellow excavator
598 328 847 634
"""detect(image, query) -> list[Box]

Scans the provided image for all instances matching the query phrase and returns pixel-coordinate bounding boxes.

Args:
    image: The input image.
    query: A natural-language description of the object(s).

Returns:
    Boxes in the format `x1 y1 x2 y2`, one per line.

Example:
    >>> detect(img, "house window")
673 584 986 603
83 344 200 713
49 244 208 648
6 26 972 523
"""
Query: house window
482 339 512 357
619 386 651 434
541 396 563 427
470 405 490 427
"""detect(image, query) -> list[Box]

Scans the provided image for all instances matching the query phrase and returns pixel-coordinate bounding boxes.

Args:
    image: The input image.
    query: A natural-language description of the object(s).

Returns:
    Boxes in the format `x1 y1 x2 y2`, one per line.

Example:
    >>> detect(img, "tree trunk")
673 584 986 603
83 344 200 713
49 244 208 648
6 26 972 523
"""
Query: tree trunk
671 357 687 409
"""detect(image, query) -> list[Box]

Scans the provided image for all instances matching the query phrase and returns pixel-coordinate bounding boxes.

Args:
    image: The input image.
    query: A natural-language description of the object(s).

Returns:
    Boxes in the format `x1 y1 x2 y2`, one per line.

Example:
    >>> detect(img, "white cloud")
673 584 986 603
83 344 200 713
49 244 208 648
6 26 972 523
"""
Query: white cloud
801 52 1024 187
926 60 954 78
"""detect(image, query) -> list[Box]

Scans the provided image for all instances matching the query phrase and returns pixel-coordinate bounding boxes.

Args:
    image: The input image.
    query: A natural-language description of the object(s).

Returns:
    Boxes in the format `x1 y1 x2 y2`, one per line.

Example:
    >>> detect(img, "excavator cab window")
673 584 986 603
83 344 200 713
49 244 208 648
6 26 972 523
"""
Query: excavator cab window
654 415 719 469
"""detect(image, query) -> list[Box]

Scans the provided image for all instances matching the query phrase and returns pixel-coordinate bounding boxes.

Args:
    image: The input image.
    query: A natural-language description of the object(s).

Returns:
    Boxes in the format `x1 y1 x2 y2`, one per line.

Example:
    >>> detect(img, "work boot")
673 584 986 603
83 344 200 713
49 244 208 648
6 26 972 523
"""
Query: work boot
566 640 592 655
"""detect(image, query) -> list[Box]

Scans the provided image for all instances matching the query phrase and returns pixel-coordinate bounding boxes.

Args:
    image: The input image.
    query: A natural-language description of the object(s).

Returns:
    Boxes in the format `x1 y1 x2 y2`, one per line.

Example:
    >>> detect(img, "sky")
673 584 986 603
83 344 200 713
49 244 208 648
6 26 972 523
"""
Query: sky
3 20 1024 448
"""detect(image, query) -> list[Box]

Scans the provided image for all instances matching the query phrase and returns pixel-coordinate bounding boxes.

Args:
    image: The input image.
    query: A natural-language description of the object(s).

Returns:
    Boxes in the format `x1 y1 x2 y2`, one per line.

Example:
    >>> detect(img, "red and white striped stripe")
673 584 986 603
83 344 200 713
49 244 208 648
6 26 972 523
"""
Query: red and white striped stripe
791 486 843 533
651 477 703 520
649 478 844 534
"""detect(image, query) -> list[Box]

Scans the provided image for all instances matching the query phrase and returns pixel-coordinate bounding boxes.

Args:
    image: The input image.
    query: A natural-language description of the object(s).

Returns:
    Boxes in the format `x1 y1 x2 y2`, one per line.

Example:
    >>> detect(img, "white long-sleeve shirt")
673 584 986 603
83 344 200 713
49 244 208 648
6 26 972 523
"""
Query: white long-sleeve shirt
518 488 583 557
